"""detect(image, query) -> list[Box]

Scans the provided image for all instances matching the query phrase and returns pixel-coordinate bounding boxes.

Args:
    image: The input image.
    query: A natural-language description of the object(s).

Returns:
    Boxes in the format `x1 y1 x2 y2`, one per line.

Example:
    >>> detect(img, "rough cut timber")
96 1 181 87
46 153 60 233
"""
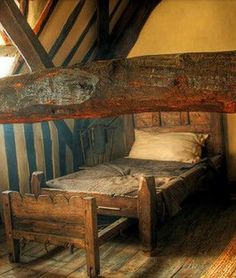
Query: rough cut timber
1 51 236 123
0 0 54 72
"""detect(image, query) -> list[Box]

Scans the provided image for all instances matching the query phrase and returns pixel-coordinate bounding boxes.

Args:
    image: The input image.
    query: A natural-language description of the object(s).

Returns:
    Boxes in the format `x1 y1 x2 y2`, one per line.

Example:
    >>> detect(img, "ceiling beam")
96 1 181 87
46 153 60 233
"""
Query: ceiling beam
12 0 59 74
0 0 53 71
0 51 235 123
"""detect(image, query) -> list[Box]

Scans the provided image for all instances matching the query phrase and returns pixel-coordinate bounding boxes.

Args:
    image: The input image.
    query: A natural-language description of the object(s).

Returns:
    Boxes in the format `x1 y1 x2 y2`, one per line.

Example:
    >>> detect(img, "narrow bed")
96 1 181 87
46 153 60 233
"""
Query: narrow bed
46 157 209 216
30 112 225 253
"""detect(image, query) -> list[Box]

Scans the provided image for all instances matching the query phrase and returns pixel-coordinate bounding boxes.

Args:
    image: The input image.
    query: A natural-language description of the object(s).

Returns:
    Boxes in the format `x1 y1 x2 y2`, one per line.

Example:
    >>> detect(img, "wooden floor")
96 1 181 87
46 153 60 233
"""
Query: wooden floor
0 195 236 277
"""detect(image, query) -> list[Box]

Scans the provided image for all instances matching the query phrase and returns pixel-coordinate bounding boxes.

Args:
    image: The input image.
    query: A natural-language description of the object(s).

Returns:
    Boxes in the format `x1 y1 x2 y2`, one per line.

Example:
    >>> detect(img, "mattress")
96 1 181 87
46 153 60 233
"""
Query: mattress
46 157 214 217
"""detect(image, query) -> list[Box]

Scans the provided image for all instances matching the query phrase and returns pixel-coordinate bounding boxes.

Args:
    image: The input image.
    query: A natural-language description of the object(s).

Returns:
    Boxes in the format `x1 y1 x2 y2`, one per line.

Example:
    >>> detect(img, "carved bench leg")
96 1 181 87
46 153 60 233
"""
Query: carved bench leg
30 171 46 195
137 176 157 255
2 192 20 262
84 197 100 277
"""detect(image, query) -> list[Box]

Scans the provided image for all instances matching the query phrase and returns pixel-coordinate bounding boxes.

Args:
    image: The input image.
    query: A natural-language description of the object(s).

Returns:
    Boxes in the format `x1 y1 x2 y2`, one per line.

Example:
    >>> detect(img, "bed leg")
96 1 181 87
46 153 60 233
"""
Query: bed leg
30 171 46 195
84 197 100 277
2 192 20 262
137 175 157 255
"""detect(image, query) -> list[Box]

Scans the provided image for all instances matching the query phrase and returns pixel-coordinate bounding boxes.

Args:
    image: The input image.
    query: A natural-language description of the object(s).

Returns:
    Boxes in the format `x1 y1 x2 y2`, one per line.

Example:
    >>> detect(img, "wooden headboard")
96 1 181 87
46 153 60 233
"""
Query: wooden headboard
130 112 224 156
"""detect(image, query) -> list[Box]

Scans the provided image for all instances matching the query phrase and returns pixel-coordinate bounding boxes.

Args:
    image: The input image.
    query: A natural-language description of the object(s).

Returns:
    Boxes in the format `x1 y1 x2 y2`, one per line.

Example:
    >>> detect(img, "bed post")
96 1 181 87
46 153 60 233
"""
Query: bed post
2 192 20 262
30 171 46 195
84 197 100 277
137 175 157 255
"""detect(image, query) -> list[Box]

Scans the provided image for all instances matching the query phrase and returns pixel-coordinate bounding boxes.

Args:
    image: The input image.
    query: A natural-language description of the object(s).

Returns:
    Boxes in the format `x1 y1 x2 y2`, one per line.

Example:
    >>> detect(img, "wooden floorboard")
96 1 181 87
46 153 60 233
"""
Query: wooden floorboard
0 196 235 277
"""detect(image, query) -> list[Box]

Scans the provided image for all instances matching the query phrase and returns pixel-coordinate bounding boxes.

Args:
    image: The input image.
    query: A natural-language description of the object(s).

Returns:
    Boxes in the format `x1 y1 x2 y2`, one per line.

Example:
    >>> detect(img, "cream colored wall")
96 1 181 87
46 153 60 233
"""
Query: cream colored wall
129 0 236 181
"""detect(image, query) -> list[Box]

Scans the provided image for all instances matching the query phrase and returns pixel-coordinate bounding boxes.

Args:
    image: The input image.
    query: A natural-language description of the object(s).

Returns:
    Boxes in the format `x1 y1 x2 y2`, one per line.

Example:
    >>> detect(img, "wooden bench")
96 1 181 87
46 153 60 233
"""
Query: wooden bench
2 191 130 277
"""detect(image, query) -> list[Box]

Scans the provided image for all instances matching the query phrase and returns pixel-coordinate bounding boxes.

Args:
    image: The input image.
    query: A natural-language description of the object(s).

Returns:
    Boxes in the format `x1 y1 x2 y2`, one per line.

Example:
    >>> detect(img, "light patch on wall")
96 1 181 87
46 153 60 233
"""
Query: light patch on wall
0 56 15 78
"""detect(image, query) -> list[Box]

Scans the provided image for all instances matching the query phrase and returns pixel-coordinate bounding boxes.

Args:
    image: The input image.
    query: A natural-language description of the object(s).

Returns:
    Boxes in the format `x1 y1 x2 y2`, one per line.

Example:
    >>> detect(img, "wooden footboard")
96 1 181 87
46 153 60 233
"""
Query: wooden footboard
30 171 158 254
2 191 131 277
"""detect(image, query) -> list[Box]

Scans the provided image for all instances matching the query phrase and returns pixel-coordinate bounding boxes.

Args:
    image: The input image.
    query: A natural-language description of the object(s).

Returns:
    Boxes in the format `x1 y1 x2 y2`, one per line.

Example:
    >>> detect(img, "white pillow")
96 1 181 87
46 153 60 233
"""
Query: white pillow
128 130 208 163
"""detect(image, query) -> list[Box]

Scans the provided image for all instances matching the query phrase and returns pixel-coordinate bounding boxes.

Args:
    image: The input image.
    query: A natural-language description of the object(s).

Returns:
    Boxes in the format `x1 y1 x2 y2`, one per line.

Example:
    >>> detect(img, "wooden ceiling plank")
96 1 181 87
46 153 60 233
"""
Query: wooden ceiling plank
0 51 235 123
19 0 28 16
0 0 53 72
110 0 162 58
34 0 59 36
96 0 110 59
48 0 86 59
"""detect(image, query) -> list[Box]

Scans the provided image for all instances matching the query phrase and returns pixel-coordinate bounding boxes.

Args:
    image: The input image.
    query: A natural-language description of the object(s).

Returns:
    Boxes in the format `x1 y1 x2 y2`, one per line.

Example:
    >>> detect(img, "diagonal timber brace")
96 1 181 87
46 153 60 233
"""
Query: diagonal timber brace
0 51 236 123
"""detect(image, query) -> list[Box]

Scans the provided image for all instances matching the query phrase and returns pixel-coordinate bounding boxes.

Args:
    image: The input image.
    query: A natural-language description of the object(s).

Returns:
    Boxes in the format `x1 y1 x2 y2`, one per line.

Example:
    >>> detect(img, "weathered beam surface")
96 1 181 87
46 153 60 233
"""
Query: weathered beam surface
1 51 236 123
0 0 54 71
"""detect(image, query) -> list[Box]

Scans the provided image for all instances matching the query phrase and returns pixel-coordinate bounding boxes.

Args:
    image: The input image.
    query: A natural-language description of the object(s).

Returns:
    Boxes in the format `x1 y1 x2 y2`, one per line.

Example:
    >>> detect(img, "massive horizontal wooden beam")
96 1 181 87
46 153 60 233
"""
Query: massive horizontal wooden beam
1 51 236 123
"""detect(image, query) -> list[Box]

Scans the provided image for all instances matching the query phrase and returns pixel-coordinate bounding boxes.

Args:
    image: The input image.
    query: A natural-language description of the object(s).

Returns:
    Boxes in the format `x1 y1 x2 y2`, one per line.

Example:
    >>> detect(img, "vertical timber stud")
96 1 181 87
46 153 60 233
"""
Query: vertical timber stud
138 175 158 254
2 191 20 262
30 171 46 195
84 197 100 277
0 0 54 71
96 0 110 59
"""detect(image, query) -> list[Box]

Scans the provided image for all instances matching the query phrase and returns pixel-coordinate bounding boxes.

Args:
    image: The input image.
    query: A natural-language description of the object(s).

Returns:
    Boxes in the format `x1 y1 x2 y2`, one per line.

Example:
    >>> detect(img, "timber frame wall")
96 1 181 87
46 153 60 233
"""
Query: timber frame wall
0 0 156 195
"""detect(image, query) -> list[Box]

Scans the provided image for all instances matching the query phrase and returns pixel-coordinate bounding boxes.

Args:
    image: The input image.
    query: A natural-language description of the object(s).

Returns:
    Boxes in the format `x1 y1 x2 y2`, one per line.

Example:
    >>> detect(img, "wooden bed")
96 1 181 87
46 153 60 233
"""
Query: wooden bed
28 112 225 254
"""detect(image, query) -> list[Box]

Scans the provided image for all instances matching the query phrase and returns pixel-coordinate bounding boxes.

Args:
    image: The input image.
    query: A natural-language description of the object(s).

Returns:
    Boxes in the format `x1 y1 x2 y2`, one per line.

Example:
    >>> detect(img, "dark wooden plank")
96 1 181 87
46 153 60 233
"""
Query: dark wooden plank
12 230 86 248
1 52 236 123
48 0 85 59
2 192 20 262
12 0 59 74
84 197 100 277
10 192 85 221
96 0 109 59
41 188 138 218
13 217 85 239
0 0 53 71
19 0 28 16
34 0 59 36
137 176 157 254
30 171 46 195
110 0 162 58
98 217 131 245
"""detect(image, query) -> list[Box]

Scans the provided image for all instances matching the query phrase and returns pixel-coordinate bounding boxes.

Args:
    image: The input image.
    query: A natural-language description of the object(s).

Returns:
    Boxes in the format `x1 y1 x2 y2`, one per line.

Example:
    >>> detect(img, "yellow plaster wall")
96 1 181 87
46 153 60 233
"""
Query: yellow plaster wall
129 0 236 181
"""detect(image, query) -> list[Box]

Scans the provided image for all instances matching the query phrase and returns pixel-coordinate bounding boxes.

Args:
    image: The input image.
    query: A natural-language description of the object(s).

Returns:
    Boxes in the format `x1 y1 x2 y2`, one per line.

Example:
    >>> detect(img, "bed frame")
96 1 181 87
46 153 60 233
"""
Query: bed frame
29 112 224 256
2 191 130 277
